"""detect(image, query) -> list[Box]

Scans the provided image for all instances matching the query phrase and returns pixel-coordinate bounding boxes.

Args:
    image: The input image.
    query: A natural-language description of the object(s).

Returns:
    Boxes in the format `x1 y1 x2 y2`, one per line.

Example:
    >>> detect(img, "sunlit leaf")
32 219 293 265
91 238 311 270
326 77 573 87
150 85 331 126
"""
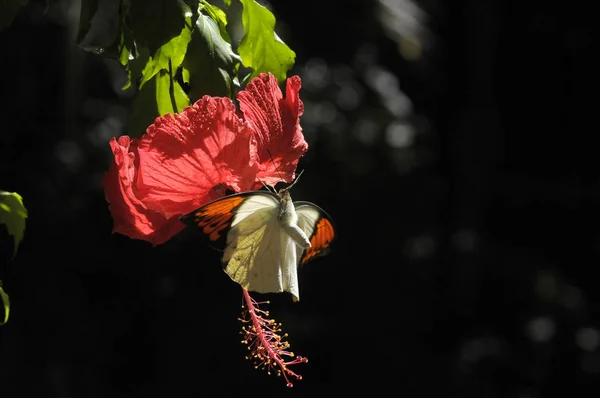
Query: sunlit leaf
182 66 190 84
184 5 241 99
0 191 27 257
123 47 150 90
0 283 9 325
223 0 231 7
118 32 132 67
156 69 190 115
200 0 231 42
126 69 190 137
0 0 28 32
139 19 193 89
238 0 295 82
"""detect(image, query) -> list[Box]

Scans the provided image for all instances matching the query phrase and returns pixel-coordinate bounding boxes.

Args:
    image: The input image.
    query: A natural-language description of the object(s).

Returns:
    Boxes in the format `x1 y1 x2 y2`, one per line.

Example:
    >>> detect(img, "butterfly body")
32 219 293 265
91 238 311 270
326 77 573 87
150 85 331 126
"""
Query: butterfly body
277 190 311 249
181 187 334 301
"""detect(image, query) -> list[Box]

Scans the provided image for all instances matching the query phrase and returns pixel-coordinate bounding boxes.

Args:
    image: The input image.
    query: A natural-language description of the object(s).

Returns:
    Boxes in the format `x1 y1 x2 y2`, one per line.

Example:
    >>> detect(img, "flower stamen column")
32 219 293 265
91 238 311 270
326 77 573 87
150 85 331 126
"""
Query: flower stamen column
239 289 308 387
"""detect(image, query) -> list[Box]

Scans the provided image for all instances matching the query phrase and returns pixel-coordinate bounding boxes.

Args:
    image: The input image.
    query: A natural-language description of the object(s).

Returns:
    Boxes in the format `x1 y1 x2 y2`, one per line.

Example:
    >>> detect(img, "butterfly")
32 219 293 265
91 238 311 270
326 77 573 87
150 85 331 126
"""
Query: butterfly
181 175 335 301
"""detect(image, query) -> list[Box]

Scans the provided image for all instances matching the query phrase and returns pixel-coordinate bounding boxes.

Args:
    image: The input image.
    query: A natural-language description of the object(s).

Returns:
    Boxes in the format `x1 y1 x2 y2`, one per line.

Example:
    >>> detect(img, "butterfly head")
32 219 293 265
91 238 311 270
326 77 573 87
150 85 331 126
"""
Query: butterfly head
276 169 304 200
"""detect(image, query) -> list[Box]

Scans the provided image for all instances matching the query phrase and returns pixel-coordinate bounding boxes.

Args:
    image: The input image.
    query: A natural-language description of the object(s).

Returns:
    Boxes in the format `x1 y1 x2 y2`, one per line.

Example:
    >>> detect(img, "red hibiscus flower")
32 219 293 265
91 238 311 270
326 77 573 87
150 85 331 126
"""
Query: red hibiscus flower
102 73 307 245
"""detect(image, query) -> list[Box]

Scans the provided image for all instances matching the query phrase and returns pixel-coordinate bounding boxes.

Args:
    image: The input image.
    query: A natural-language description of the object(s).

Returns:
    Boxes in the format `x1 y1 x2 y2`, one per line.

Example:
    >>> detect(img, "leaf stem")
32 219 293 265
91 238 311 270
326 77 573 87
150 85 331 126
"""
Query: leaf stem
168 59 178 114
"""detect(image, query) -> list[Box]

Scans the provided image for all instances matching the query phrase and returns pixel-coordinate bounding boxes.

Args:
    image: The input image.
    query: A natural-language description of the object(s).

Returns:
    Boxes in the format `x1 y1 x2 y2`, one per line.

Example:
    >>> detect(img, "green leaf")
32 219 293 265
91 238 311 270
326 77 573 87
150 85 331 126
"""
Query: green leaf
117 0 135 64
0 283 9 325
126 77 160 138
123 47 150 91
76 0 99 44
156 68 190 115
0 0 28 32
182 66 190 84
0 191 27 257
126 70 190 138
183 5 241 99
118 31 132 67
223 0 231 7
77 0 130 59
199 0 231 42
129 0 191 55
238 0 295 82
139 18 193 89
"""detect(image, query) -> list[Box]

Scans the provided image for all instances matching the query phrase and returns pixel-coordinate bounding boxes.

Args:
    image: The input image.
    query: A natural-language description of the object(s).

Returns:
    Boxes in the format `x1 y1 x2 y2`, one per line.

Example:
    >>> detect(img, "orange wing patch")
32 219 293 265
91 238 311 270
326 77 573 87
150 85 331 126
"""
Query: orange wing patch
189 196 245 241
302 217 335 264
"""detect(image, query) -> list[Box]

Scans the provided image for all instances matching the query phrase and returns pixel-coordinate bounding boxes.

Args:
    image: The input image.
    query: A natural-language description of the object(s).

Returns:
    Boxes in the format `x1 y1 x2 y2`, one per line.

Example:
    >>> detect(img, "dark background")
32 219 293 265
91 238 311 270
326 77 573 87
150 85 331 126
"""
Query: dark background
1 0 598 396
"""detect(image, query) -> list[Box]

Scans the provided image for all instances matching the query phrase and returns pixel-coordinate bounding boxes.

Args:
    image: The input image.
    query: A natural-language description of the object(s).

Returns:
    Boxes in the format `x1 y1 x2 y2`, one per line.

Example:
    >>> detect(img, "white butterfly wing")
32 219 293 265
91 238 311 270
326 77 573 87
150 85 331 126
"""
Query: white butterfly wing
222 193 288 296
280 230 301 300
182 192 334 302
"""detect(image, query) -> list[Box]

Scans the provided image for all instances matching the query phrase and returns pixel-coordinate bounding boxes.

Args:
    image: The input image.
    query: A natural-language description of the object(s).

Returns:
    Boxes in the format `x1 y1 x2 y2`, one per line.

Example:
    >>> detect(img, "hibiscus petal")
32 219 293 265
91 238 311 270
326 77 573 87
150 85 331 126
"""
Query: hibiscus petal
237 73 308 186
136 96 258 216
102 137 184 245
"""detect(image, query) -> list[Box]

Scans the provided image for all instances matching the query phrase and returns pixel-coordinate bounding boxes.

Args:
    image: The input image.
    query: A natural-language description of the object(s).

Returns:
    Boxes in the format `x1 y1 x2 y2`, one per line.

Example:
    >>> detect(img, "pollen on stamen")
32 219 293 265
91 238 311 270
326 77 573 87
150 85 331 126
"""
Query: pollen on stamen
239 289 308 387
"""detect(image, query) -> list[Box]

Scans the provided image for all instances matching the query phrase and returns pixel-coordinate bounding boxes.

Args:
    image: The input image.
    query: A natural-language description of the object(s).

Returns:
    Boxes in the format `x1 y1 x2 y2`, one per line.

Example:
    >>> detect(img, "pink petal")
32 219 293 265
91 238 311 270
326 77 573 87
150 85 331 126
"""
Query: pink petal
102 137 184 245
135 96 258 216
237 73 308 186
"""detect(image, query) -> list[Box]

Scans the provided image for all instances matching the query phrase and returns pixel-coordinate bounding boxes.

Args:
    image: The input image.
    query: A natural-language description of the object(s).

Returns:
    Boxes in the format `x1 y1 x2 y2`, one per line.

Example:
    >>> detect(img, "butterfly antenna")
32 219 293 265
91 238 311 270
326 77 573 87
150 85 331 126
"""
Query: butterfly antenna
258 178 275 193
286 169 304 191
267 149 304 192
